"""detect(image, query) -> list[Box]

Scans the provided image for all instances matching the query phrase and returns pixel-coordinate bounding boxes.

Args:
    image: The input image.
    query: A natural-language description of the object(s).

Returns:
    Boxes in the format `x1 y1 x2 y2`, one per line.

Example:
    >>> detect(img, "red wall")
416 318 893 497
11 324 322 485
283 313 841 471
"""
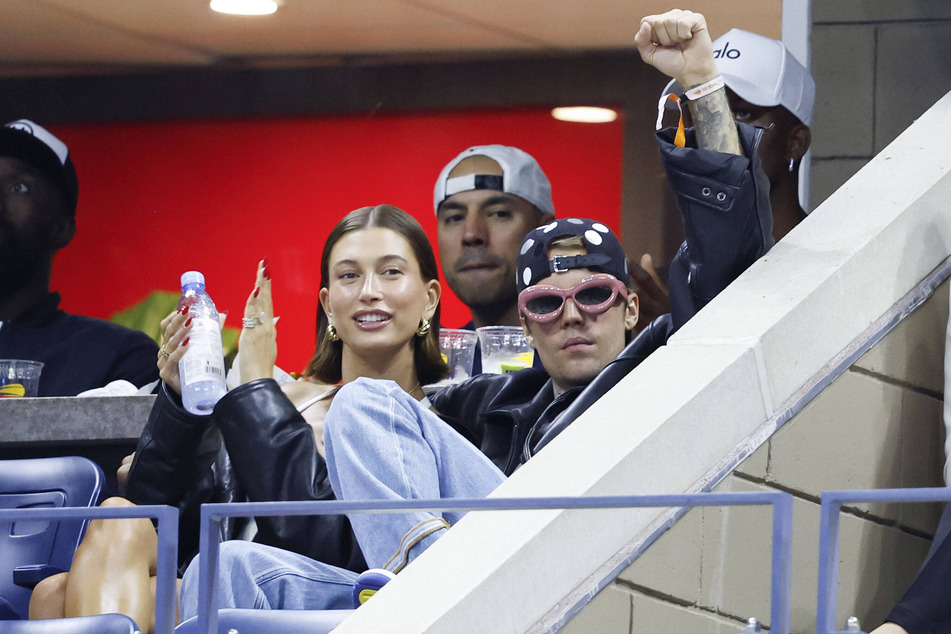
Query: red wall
48 108 623 372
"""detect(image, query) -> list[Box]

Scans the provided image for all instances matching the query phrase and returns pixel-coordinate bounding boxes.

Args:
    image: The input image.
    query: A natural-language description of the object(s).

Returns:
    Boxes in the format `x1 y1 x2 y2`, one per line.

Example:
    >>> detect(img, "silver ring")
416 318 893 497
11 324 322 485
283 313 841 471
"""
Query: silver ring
160 345 170 358
242 312 267 329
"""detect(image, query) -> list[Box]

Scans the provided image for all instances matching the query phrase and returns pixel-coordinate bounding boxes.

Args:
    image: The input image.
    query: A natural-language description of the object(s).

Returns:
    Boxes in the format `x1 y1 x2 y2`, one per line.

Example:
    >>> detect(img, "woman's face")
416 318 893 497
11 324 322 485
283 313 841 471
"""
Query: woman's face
320 227 439 359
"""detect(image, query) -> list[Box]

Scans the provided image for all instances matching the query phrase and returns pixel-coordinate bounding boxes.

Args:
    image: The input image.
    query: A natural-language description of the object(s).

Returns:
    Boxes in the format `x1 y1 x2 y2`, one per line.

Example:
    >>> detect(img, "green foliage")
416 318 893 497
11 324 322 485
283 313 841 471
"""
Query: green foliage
109 290 239 369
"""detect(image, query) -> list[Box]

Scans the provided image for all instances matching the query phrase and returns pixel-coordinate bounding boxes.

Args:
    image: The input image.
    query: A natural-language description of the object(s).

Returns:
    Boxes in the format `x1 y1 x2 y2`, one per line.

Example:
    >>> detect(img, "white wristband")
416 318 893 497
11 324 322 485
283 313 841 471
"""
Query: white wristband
684 75 725 101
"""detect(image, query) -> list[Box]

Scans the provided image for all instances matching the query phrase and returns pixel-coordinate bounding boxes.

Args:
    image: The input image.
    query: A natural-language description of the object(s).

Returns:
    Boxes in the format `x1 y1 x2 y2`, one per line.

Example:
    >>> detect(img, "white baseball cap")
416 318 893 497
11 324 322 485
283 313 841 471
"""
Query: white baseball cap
433 145 555 217
664 28 815 126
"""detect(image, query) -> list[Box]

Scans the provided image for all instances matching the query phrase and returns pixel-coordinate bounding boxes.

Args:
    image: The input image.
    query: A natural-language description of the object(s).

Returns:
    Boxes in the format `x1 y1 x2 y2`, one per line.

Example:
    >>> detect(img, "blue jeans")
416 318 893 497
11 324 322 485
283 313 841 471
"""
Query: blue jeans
325 377 506 571
179 378 505 615
179 541 357 620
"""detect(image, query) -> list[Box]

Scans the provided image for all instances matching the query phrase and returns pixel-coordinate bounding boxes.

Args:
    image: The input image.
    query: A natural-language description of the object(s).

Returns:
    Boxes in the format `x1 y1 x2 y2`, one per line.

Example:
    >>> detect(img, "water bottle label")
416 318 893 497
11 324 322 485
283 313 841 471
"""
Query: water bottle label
181 317 225 386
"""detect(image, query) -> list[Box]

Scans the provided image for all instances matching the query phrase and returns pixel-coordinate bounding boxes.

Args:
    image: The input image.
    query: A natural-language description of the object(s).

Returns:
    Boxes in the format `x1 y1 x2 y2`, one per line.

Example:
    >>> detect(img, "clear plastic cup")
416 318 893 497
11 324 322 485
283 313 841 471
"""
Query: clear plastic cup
0 359 44 397
475 326 534 374
438 329 478 383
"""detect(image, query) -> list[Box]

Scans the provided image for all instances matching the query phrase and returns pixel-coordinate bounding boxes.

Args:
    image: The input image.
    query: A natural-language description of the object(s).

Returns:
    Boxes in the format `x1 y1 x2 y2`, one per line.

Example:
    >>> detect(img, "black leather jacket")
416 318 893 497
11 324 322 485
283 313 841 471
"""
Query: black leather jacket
125 380 366 574
125 122 770 573
431 315 672 474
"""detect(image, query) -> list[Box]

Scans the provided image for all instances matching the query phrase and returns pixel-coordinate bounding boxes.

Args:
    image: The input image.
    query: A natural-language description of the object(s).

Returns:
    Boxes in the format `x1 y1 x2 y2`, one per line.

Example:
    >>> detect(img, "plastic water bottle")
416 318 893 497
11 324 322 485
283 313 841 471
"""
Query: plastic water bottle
177 271 227 415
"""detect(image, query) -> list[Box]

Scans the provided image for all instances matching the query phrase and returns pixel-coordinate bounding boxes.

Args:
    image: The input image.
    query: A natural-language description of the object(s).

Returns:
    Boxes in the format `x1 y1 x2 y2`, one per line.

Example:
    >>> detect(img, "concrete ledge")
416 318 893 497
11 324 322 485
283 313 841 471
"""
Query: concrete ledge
0 395 155 444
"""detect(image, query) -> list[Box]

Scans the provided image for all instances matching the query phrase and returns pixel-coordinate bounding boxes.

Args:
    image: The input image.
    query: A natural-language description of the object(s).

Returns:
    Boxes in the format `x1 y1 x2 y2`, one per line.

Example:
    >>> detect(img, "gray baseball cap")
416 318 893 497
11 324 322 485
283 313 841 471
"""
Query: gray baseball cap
433 145 554 217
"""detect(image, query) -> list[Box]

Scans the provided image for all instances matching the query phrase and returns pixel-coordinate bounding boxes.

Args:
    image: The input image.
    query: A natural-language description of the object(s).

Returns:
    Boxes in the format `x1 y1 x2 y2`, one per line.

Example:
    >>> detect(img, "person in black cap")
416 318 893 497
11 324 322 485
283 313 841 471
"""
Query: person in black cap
172 6 778 614
0 119 159 395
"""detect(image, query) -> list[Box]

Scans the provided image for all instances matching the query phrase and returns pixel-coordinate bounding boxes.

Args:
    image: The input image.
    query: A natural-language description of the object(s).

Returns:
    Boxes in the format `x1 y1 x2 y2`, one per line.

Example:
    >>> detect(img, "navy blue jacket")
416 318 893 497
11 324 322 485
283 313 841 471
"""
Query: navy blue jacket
885 504 951 633
0 292 159 396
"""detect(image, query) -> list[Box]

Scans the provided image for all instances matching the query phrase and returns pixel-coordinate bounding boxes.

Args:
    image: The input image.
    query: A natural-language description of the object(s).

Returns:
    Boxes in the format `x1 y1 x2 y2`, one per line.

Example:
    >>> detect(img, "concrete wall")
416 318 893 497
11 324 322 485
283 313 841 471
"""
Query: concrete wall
564 280 947 633
809 0 951 209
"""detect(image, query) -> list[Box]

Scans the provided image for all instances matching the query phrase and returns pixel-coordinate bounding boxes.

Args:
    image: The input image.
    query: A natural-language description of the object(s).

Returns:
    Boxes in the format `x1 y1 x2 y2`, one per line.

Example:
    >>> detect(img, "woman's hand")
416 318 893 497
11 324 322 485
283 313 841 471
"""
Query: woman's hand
237 258 277 384
157 306 193 395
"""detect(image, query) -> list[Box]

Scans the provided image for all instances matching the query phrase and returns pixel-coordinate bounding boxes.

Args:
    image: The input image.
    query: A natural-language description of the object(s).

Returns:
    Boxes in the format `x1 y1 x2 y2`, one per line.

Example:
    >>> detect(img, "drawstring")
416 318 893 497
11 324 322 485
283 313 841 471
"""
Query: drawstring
655 92 686 148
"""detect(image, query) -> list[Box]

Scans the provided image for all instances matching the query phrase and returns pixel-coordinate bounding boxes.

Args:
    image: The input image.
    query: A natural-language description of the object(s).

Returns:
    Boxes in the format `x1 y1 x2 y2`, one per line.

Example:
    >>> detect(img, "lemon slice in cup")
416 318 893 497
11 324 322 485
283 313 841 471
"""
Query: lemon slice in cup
0 383 26 398
500 351 534 373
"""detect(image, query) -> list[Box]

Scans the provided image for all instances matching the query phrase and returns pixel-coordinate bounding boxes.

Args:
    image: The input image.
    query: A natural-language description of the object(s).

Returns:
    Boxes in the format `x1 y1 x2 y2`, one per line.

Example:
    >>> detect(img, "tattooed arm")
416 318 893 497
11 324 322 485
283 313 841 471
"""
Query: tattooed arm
685 87 743 156
635 9 743 157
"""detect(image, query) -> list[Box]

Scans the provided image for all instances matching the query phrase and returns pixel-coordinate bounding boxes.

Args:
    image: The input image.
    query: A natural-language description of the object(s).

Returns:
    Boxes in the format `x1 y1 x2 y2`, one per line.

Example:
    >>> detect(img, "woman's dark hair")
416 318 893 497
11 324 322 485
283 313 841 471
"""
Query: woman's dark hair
305 204 449 385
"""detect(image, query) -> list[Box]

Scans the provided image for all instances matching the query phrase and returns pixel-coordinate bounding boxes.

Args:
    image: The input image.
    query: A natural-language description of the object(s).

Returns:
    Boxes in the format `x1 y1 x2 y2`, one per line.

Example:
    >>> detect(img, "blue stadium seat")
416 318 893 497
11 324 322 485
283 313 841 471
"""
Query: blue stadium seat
0 613 140 633
0 457 103 620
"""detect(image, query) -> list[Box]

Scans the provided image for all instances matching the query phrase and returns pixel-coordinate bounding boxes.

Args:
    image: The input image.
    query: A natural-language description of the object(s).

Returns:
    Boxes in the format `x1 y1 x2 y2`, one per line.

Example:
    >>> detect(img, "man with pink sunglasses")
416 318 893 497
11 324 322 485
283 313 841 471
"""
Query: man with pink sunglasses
514 219 638 398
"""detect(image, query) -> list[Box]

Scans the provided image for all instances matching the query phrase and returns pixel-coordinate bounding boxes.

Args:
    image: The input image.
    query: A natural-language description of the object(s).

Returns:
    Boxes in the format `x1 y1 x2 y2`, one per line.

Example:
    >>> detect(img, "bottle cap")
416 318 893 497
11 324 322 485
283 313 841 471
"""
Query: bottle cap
181 271 205 288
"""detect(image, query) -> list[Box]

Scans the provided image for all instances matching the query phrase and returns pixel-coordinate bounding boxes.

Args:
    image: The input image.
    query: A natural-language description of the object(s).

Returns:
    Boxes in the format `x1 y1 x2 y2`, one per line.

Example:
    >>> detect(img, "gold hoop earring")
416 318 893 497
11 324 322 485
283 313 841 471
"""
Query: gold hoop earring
416 318 431 337
326 323 340 342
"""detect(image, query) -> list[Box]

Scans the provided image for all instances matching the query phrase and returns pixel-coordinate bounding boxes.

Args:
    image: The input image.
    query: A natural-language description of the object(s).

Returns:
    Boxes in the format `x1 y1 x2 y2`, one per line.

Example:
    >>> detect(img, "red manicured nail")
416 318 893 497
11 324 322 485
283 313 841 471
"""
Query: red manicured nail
263 257 269 268
182 337 190 347
181 305 189 316
253 287 260 298
264 266 272 280
185 317 193 327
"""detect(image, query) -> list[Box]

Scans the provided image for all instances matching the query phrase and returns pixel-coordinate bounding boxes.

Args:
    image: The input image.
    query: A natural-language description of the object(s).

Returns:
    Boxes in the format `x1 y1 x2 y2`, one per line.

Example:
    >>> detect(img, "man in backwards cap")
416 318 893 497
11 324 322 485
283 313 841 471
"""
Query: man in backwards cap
433 144 555 373
175 8 776 616
0 119 159 396
433 144 555 332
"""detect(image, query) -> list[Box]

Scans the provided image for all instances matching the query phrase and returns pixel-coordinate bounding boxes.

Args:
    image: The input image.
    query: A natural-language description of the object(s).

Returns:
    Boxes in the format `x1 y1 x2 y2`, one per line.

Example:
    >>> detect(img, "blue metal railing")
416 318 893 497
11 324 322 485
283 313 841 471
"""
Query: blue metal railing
817 487 951 634
0 504 179 634
9 485 941 632
196 491 794 634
